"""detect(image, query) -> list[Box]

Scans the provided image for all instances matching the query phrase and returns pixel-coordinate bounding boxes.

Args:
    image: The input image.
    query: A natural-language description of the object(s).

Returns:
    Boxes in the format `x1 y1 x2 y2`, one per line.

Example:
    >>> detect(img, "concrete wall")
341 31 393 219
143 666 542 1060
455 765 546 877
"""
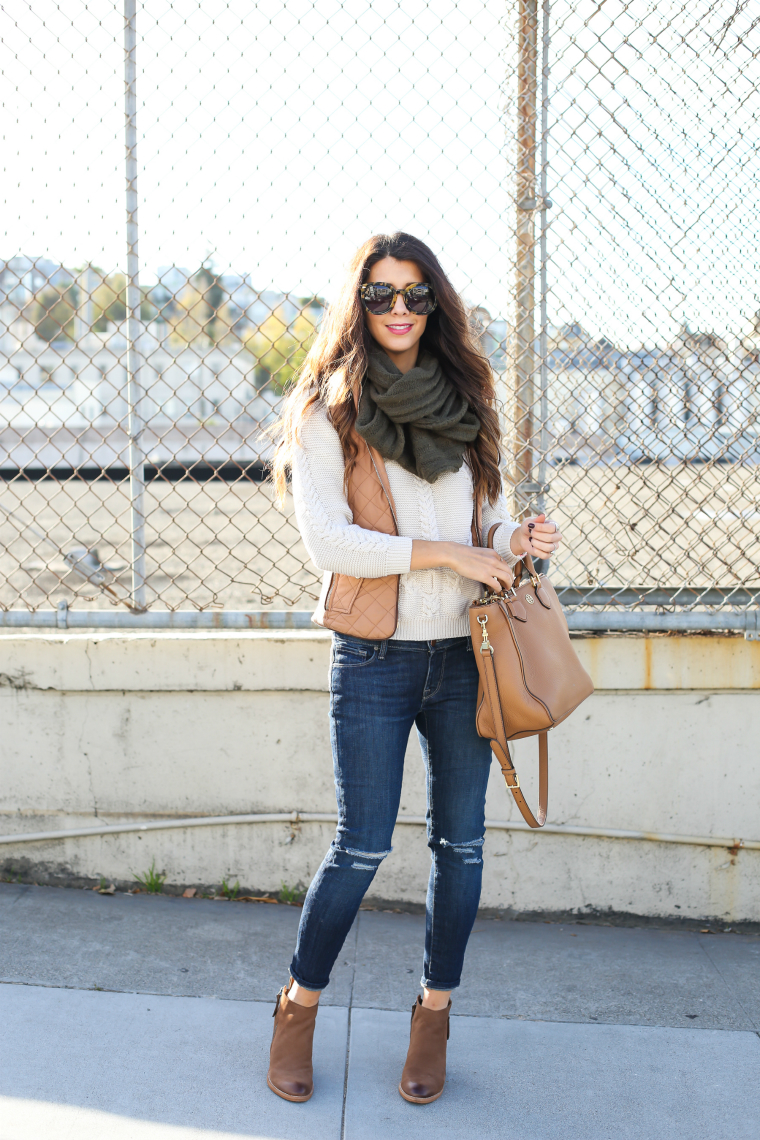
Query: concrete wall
1 631 759 923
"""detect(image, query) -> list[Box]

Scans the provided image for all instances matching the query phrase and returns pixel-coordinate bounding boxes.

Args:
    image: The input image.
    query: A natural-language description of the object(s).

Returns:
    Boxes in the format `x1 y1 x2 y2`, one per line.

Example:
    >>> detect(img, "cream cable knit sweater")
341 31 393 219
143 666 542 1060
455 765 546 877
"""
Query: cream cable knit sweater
292 402 522 642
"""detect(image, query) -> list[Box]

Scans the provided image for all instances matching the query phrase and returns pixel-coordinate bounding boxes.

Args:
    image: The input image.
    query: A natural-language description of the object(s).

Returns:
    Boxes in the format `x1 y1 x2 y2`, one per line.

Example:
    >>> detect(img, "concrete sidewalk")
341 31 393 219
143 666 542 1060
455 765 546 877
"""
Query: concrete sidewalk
1 884 759 1139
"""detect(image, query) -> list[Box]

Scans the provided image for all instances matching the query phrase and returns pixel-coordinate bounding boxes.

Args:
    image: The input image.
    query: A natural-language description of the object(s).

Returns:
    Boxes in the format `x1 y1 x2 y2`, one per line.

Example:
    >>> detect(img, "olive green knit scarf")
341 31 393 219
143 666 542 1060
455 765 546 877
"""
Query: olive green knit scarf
355 348 480 484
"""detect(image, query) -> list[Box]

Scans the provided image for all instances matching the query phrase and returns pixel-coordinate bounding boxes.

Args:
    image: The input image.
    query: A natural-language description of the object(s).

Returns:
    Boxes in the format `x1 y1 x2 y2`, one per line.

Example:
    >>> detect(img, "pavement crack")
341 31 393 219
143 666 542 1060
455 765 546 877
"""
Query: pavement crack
696 934 757 1032
9 885 31 906
84 640 95 690
340 914 360 1140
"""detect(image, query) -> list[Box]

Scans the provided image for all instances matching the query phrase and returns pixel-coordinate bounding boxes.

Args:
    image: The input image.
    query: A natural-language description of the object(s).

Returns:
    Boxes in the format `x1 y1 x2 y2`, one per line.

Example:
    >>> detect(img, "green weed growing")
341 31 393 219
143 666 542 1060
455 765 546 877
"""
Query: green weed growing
132 860 167 894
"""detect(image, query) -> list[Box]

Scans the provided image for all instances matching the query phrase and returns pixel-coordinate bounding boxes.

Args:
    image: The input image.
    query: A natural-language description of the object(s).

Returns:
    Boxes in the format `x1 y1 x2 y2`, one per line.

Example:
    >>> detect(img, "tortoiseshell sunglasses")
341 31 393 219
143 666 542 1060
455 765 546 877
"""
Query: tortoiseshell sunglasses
359 282 438 316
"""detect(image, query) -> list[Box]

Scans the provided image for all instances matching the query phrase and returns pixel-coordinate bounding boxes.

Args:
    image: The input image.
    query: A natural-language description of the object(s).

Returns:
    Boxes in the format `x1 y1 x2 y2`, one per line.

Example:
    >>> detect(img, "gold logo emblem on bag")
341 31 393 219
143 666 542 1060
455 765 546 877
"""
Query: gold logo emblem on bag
526 593 534 604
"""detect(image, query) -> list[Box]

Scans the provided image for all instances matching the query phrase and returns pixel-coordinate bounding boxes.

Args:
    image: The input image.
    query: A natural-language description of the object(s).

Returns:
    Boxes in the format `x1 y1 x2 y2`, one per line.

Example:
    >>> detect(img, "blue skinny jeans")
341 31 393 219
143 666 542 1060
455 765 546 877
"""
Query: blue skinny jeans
290 633 492 992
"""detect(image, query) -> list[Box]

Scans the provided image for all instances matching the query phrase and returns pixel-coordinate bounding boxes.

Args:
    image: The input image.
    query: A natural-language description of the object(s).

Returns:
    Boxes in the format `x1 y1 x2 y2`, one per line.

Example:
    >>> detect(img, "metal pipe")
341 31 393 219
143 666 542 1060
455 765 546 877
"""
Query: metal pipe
554 587 760 607
124 0 146 611
566 610 757 633
514 0 539 514
0 811 755 851
0 609 756 633
0 609 317 629
537 0 551 519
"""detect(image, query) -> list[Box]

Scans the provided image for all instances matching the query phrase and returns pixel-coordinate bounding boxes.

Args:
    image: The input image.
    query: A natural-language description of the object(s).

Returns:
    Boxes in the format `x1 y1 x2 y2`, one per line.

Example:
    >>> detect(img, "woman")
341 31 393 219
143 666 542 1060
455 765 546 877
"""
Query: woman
268 232 562 1105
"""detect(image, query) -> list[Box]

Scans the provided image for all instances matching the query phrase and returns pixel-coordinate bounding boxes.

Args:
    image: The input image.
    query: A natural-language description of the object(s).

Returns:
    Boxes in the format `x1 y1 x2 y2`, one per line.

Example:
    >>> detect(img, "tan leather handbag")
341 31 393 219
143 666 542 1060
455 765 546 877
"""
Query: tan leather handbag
312 432 400 640
469 548 594 828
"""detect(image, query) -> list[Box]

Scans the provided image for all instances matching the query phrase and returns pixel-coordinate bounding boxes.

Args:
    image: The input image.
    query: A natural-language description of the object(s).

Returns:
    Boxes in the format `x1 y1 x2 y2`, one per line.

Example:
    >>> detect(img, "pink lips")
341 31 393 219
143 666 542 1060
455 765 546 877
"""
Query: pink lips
386 324 413 335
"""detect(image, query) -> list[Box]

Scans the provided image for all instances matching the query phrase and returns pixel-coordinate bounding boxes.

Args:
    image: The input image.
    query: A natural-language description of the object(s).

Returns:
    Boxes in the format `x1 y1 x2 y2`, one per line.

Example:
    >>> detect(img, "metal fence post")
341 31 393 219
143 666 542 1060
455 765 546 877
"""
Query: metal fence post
124 0 146 611
514 0 538 517
537 0 551 520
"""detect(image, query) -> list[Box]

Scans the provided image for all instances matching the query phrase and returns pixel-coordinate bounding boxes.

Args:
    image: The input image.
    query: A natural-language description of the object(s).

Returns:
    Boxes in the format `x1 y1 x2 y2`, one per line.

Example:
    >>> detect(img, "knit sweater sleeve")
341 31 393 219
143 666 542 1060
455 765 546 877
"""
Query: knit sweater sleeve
291 403 413 578
481 494 522 568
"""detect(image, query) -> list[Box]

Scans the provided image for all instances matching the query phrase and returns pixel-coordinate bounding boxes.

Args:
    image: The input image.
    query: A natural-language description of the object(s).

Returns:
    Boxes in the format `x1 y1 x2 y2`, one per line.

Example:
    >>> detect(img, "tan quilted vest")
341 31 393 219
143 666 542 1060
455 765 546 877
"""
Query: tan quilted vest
312 432 400 640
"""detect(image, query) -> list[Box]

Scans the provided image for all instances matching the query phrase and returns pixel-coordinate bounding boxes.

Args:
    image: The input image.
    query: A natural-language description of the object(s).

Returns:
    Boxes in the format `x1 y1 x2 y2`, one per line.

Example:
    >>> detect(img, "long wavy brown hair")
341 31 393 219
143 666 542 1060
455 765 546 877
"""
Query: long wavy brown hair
270 231 503 506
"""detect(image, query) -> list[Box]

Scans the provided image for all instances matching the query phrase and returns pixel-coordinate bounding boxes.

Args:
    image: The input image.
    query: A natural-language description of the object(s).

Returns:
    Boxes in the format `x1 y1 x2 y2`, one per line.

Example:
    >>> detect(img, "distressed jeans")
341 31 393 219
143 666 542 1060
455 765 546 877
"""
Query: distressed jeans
289 633 493 992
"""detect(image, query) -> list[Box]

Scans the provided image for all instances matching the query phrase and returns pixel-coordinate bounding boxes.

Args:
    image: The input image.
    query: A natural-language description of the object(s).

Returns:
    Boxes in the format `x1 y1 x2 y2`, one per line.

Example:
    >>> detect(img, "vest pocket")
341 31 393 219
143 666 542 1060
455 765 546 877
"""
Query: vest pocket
326 572 363 615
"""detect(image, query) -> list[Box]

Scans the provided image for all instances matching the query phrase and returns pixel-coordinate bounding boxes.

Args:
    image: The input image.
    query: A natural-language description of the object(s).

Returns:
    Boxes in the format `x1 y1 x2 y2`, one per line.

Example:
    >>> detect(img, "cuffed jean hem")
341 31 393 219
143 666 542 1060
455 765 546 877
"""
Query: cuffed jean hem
288 963 330 992
420 976 462 992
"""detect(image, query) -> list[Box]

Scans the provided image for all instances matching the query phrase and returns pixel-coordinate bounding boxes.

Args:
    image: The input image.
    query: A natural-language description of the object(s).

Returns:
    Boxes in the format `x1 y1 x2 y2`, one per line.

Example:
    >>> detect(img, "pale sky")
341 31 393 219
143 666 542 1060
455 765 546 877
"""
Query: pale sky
2 0 758 345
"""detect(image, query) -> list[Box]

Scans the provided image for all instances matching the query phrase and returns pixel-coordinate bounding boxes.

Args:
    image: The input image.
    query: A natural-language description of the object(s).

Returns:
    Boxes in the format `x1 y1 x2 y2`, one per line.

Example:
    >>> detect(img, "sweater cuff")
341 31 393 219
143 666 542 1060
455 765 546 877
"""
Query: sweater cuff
384 536 413 576
492 521 522 568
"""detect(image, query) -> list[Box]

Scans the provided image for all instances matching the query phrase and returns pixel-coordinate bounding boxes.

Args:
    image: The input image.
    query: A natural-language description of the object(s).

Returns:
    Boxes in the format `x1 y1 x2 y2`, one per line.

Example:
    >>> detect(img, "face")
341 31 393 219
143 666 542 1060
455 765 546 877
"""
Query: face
364 257 429 361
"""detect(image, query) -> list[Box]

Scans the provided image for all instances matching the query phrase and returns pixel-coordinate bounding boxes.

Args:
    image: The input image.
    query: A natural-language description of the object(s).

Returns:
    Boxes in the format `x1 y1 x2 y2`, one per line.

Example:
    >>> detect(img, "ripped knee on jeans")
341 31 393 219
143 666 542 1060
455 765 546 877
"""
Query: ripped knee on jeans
433 835 485 865
333 843 392 871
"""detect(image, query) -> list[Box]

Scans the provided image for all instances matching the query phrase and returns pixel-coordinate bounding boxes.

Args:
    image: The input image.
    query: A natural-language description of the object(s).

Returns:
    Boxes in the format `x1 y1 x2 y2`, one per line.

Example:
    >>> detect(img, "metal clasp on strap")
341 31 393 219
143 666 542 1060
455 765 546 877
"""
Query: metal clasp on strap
504 772 520 789
477 614 493 655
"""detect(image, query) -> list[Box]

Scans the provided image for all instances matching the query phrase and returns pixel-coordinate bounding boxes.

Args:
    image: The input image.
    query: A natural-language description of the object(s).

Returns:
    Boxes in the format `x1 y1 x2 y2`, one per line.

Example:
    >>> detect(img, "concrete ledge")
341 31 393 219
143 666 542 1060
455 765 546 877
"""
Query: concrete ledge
1 632 759 692
579 633 760 690
0 630 332 692
2 632 759 921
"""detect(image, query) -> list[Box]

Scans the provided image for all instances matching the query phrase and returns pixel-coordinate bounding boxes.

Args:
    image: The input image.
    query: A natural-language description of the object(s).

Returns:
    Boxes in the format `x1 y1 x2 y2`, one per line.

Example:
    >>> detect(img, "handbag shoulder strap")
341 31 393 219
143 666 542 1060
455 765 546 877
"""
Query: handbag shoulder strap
366 443 399 534
471 495 483 547
479 640 548 827
470 495 503 551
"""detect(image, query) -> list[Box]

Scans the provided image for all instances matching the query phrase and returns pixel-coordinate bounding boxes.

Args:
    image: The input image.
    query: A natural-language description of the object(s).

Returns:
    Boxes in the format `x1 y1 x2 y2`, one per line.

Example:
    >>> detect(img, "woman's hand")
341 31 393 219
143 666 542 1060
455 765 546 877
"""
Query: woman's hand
509 513 563 560
409 514 563 592
410 540 514 593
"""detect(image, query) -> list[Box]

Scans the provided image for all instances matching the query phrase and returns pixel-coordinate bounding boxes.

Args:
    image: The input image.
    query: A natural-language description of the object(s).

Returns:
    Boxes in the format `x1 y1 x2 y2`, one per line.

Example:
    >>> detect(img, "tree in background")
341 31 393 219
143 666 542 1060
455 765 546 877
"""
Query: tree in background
166 263 226 345
23 265 322 360
89 273 155 328
244 302 321 392
26 272 155 340
26 283 78 341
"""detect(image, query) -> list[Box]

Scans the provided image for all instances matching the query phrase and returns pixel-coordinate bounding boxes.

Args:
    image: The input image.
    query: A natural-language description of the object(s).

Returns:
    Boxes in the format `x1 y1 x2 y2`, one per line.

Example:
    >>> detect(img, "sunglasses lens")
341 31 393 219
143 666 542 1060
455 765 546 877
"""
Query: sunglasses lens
362 285 394 314
405 285 436 315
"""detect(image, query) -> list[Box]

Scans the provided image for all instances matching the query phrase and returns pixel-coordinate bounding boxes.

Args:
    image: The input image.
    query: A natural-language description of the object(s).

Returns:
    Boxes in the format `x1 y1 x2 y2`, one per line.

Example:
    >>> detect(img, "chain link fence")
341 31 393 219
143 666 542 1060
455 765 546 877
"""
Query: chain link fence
1 1 758 630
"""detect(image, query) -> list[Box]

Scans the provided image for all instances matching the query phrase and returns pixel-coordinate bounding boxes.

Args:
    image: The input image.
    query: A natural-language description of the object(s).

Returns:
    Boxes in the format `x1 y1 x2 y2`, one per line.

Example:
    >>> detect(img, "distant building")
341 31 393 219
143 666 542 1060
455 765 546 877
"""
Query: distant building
503 320 759 465
0 256 74 304
0 314 280 471
617 326 760 463
1 260 758 470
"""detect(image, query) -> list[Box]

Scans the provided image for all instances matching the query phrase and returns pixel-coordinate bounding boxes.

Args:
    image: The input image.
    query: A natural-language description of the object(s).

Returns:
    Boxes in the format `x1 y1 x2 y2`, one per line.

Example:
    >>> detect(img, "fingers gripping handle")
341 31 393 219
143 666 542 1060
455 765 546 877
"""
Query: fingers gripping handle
513 552 540 589
480 647 548 829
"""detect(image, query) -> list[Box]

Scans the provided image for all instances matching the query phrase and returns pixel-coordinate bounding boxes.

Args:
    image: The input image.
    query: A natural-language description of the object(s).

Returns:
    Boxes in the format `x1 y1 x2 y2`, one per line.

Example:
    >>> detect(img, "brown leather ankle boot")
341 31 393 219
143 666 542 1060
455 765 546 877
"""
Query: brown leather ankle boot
398 995 451 1104
267 980 318 1102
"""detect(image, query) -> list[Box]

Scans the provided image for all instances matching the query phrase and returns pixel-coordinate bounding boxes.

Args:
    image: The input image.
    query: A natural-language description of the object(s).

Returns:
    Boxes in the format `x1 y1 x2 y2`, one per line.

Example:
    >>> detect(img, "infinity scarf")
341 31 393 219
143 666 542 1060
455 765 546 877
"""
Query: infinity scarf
355 349 480 484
